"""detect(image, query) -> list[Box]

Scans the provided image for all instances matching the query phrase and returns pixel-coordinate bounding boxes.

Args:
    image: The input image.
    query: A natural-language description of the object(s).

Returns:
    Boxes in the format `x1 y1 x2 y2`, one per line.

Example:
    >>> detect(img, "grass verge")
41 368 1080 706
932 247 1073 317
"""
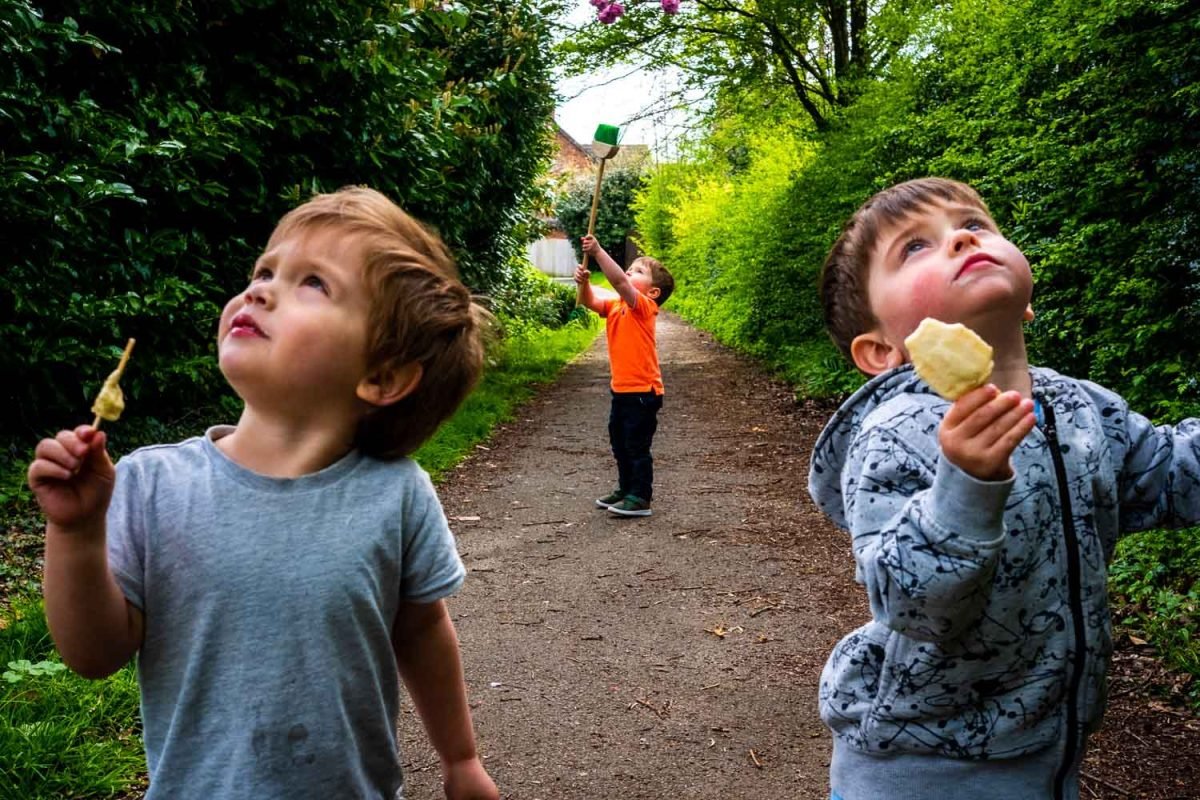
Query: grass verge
0 315 600 797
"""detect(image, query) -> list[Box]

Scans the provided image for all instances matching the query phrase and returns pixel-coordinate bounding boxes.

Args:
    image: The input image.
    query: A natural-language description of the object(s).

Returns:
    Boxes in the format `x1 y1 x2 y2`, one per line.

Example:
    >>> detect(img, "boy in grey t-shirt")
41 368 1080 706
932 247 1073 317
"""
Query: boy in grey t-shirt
29 187 499 799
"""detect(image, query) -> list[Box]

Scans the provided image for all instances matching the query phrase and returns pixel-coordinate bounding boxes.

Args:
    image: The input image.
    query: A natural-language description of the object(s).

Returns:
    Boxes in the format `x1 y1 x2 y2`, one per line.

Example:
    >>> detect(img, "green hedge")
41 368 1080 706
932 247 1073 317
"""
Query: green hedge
1 0 558 446
633 0 1199 694
556 166 646 268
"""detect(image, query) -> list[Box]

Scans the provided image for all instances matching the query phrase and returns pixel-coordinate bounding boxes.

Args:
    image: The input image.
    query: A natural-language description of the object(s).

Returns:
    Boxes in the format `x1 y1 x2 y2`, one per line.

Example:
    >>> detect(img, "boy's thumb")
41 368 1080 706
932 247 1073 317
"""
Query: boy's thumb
84 430 116 478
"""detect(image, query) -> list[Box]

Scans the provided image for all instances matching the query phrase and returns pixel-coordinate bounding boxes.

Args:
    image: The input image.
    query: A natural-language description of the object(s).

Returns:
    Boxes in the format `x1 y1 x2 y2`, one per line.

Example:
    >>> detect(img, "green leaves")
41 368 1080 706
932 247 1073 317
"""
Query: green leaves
2 0 558 444
3 660 66 684
556 167 648 267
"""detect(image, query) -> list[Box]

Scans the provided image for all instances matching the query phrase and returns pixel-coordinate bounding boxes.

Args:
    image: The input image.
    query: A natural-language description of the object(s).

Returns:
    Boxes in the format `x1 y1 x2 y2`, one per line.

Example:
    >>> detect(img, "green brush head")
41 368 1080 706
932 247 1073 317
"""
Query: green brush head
593 123 620 146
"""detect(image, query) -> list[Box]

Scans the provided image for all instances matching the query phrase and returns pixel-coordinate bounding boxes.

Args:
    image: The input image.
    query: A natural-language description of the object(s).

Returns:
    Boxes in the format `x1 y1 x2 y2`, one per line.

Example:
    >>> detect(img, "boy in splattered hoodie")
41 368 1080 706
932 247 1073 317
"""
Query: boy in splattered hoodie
807 177 1200 800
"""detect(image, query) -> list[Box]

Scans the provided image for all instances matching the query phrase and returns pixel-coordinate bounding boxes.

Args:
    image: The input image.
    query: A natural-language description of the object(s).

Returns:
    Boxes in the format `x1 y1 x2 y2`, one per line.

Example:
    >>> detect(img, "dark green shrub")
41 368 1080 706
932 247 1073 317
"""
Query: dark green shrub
1 0 557 446
556 167 646 268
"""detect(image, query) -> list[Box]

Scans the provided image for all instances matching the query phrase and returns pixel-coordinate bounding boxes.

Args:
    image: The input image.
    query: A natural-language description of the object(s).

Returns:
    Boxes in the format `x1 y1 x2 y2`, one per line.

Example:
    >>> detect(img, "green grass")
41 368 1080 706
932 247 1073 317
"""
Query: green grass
0 315 600 797
0 599 143 800
414 316 601 480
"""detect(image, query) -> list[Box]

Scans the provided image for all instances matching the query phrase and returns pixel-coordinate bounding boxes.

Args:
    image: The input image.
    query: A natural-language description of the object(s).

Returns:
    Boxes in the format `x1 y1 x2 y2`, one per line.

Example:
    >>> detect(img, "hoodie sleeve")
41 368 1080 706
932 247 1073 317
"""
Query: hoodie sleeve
843 424 1012 642
1081 381 1200 532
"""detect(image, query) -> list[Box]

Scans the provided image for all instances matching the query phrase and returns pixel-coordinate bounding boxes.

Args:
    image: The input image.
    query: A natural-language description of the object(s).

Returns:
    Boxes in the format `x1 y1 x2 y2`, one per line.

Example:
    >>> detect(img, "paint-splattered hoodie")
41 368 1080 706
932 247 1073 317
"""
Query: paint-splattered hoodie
808 365 1200 782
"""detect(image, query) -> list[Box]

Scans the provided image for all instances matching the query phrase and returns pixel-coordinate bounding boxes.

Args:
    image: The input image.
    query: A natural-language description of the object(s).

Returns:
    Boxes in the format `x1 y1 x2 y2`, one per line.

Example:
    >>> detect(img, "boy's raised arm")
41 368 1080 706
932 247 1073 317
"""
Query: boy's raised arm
29 425 144 678
393 599 498 800
582 235 639 308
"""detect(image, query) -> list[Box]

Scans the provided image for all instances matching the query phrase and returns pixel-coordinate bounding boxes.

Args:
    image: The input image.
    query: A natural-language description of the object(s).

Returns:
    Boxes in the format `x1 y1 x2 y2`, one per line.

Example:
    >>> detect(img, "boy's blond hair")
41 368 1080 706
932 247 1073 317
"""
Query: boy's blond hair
271 186 488 460
634 256 674 306
819 177 991 360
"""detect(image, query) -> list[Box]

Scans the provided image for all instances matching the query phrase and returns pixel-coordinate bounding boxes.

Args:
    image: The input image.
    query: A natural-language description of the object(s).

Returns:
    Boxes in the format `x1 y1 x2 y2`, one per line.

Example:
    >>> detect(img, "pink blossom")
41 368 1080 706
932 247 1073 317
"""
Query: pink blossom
661 0 680 13
598 2 624 23
590 0 607 7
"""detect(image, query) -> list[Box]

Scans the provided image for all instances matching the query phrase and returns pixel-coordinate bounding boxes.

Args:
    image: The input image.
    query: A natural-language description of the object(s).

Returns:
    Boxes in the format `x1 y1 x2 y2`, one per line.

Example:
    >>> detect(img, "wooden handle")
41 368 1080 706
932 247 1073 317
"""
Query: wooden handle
581 159 608 272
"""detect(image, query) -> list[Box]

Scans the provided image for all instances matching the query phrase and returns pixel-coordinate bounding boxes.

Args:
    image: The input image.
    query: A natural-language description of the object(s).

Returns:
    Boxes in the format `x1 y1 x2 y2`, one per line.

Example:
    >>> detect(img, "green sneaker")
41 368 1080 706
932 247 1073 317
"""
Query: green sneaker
595 490 626 509
608 496 652 517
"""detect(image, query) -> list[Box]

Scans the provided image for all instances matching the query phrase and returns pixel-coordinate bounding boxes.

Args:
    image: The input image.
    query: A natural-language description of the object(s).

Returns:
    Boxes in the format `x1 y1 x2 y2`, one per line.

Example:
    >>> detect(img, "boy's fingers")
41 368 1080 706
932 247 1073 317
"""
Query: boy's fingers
943 385 998 427
37 437 80 470
991 411 1037 455
978 400 1035 448
29 459 73 485
959 391 1023 439
56 429 89 459
83 432 114 475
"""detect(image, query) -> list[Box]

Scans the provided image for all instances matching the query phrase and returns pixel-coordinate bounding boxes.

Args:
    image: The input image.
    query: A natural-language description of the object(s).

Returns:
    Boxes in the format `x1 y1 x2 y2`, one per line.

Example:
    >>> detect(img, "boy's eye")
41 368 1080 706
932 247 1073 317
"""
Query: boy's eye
302 275 328 293
964 217 988 232
901 239 926 259
252 268 272 281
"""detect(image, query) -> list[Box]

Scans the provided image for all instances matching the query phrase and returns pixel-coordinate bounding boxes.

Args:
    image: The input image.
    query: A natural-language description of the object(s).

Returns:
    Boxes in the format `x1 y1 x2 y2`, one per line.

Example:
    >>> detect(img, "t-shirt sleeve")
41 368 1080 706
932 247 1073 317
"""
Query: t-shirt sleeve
400 469 466 604
599 296 615 318
106 457 147 610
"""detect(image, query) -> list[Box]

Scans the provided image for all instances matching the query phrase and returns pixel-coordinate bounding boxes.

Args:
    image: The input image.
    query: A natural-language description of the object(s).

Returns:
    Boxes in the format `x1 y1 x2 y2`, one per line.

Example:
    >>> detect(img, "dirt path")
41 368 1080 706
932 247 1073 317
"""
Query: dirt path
396 314 1200 800
397 314 860 799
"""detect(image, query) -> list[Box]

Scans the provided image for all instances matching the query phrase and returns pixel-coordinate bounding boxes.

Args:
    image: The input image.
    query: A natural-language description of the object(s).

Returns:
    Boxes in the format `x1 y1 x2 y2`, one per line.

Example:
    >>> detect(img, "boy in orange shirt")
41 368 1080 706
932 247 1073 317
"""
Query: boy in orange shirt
574 234 675 517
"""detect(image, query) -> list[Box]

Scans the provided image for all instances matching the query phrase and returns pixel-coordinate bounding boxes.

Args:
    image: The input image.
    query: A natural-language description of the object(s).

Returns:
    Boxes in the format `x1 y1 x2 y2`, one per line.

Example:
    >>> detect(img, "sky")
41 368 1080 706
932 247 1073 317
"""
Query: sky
553 6 696 159
555 65 689 159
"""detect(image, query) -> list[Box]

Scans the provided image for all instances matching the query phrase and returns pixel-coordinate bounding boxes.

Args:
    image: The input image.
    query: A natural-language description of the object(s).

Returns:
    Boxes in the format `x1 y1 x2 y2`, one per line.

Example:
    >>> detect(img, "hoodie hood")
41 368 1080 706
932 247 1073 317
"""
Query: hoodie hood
808 364 937 529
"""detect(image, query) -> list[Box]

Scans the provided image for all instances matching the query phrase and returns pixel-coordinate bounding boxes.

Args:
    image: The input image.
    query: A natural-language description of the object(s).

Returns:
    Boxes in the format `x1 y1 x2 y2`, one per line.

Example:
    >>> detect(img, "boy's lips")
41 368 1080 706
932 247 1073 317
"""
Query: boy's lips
229 312 266 338
956 253 998 278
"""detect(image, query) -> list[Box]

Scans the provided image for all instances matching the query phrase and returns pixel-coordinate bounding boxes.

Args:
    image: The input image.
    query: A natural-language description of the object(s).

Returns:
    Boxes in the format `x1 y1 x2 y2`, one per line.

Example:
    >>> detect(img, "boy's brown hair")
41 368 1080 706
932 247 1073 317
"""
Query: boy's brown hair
635 256 675 307
271 186 489 460
819 177 991 360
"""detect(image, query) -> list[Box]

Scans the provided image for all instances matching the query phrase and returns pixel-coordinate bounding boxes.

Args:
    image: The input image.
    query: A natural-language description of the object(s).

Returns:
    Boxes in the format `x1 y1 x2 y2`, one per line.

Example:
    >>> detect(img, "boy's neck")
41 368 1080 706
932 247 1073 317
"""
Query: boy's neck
980 325 1033 398
216 404 360 478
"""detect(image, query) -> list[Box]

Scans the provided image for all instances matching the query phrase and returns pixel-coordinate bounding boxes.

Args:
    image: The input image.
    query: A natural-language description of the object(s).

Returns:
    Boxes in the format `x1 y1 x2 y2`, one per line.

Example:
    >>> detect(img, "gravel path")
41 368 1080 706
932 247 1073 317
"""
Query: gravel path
398 314 861 799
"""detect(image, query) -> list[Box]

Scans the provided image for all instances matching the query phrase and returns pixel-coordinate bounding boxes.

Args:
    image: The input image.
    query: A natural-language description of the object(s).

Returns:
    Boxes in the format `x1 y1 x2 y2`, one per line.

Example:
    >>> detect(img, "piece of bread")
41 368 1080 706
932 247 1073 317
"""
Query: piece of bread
903 318 994 400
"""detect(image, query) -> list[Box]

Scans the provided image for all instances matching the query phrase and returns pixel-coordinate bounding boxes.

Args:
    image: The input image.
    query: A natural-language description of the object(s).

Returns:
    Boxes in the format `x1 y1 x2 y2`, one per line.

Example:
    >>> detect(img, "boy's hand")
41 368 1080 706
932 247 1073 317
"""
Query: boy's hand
573 264 590 285
581 234 601 255
28 425 116 532
939 385 1036 481
443 755 498 800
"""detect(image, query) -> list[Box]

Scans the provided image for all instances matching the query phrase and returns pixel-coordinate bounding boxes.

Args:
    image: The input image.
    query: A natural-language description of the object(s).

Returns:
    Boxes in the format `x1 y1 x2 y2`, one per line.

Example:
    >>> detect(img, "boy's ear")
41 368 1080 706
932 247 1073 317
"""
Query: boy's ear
850 330 906 376
646 285 661 300
357 362 423 407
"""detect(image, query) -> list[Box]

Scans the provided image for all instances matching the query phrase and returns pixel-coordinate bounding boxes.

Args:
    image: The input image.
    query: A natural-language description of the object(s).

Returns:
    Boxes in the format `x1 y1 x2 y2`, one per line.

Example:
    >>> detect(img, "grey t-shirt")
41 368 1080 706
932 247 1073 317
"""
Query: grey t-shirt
106 426 466 799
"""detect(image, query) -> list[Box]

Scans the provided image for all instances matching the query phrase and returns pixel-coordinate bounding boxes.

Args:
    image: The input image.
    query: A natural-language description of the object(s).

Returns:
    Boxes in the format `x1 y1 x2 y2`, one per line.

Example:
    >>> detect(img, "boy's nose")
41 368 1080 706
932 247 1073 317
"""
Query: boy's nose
244 282 272 306
949 228 980 252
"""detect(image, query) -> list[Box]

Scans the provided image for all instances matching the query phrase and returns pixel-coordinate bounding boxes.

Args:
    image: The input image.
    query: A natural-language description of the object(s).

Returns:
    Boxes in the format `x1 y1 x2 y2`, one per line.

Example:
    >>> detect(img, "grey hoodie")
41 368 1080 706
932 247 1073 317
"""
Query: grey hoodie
808 365 1199 790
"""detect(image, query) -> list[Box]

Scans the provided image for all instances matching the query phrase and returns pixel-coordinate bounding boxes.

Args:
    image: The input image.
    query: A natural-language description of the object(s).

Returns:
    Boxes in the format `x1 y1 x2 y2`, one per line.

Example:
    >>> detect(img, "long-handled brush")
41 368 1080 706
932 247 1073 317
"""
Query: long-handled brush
581 123 621 272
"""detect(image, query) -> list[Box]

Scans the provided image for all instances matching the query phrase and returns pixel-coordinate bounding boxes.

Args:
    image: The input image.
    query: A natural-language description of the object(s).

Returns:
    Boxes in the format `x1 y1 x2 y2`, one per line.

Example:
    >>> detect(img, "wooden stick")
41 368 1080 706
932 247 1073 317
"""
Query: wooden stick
92 338 136 429
580 158 608 272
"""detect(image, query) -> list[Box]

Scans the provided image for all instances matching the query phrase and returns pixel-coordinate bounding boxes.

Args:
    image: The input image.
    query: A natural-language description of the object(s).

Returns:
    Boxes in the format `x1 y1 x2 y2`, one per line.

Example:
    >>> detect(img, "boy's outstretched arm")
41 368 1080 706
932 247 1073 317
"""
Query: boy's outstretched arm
393 600 498 800
581 235 640 308
28 425 144 678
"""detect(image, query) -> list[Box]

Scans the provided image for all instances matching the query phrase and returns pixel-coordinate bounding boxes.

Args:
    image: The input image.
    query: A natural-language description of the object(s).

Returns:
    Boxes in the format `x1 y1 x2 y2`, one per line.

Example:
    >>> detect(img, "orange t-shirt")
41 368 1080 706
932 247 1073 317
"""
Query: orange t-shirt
601 292 663 395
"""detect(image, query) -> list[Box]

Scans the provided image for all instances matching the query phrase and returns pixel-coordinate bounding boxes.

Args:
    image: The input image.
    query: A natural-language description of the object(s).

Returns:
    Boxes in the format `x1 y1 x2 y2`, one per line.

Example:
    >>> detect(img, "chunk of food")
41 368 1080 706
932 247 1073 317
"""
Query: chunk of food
91 369 126 421
90 338 136 426
903 318 993 400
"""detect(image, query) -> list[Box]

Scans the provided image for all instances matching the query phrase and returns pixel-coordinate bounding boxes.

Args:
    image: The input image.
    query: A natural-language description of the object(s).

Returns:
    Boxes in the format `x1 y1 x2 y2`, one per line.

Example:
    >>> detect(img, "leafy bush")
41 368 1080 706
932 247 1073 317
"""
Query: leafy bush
633 100 863 396
632 0 1199 688
1109 527 1200 706
1 0 558 446
556 166 646 268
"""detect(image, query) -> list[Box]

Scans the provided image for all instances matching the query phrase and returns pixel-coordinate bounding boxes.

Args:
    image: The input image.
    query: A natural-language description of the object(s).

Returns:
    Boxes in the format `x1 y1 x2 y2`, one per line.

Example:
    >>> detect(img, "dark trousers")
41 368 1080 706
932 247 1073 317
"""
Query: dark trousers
608 391 662 503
